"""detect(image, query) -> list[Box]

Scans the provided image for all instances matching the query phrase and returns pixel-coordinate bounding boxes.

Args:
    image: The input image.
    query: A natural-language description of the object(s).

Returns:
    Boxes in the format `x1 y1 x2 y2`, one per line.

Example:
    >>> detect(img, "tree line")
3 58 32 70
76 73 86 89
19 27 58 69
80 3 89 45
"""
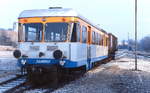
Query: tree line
0 31 17 47
119 35 150 52
139 36 150 51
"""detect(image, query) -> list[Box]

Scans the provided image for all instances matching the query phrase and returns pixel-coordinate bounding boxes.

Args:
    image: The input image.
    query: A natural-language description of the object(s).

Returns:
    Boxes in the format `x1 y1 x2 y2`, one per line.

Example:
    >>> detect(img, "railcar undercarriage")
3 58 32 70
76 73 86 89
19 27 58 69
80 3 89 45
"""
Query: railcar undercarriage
25 65 86 87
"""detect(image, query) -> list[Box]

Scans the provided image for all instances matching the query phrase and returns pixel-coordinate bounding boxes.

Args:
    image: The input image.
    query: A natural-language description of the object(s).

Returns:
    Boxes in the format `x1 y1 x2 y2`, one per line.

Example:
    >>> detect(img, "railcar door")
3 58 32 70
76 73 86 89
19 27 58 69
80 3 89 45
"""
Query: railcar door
87 26 92 69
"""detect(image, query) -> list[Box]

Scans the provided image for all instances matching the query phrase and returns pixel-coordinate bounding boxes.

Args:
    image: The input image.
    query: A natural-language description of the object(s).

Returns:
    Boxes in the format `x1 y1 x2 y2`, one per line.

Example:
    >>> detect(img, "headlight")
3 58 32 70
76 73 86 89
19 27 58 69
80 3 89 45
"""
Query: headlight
53 50 63 59
21 60 26 65
13 50 21 58
59 60 65 66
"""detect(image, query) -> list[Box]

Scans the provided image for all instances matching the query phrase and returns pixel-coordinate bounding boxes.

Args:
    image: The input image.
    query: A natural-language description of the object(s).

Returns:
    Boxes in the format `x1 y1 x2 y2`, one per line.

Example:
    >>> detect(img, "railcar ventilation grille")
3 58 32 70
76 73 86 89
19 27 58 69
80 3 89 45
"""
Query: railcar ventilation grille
30 46 39 51
49 7 62 9
47 46 58 51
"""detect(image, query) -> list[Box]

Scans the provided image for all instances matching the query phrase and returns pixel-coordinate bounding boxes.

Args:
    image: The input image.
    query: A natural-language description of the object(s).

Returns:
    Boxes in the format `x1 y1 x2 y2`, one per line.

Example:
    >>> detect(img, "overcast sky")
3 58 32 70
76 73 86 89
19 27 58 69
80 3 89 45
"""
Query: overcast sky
0 0 150 42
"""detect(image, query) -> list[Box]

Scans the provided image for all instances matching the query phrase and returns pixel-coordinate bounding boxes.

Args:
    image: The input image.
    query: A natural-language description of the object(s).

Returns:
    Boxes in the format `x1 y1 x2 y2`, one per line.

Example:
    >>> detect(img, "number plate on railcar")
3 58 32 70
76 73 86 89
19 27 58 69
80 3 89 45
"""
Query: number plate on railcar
36 60 51 63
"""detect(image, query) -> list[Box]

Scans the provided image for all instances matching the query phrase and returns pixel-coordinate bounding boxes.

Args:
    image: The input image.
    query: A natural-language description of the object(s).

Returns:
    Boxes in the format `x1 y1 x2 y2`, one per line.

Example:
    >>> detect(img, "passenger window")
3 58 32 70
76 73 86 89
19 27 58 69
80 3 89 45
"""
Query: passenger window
96 33 98 45
99 34 102 45
104 36 106 46
92 31 95 44
82 26 87 43
95 32 97 44
97 33 99 45
106 37 108 46
71 23 80 42
77 23 81 42
101 35 104 46
106 38 108 46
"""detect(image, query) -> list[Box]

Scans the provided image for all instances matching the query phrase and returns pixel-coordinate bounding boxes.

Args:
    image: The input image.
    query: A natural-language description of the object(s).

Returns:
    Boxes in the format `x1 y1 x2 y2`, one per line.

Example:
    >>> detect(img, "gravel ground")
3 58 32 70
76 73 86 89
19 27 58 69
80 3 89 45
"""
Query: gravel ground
52 56 150 93
53 66 119 93
1 49 150 93
24 89 49 93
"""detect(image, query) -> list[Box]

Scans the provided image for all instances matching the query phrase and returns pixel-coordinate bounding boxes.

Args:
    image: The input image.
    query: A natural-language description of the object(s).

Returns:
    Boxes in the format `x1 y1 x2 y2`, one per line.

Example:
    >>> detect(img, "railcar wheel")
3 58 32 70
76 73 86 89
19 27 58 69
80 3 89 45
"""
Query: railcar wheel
26 65 62 87
111 53 116 60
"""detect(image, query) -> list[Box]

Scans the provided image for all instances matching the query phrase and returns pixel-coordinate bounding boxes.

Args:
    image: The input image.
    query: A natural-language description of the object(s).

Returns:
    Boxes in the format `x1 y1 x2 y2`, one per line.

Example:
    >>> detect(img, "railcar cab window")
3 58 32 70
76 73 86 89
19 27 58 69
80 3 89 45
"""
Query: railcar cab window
23 23 43 42
45 23 68 42
82 26 87 43
18 23 25 42
71 23 80 42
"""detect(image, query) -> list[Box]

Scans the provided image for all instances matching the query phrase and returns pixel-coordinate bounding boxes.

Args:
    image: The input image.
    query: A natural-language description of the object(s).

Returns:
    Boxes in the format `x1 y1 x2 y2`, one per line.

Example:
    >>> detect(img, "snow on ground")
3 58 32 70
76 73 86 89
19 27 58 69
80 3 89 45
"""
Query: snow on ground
24 89 49 93
0 51 14 58
0 58 18 71
107 57 150 72
0 49 149 93
0 46 15 51
52 53 150 93
0 50 19 77
0 74 17 83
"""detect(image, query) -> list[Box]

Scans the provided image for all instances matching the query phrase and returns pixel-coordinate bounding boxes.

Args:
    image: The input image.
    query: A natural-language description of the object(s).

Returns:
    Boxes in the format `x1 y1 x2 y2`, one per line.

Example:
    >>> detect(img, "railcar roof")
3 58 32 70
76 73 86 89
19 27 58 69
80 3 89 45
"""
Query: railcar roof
19 8 107 34
19 8 81 18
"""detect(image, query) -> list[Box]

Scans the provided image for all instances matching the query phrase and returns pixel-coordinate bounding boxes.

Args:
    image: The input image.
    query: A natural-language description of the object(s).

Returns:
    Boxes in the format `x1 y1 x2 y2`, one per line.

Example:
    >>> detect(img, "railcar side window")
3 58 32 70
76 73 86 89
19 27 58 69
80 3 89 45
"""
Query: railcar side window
45 23 68 42
71 23 80 42
99 34 102 45
106 37 108 46
101 35 104 46
96 33 98 45
104 36 106 46
18 23 25 42
92 31 95 44
97 34 100 45
98 34 101 45
23 23 43 42
82 26 87 43
77 23 81 42
95 33 97 44
97 33 99 45
111 36 113 47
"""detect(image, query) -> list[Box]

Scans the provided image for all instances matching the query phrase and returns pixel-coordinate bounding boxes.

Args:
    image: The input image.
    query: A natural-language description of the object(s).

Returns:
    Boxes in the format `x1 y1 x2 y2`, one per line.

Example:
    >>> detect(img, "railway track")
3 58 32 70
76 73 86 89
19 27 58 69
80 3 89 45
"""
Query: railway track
0 70 87 93
126 51 150 60
0 51 126 93
136 53 150 59
115 51 128 60
0 75 26 93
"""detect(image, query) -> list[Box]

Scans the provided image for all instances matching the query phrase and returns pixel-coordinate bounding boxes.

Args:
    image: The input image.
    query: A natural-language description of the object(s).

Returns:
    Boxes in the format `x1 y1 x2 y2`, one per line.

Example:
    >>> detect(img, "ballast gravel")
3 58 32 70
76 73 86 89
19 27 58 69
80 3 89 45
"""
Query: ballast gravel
52 56 150 93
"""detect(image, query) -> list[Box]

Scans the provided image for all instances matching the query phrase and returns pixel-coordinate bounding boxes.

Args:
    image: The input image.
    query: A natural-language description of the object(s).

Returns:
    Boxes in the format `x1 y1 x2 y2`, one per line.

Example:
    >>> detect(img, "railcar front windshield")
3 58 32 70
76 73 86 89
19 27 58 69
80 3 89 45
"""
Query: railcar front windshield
45 23 68 42
23 23 43 42
18 22 69 42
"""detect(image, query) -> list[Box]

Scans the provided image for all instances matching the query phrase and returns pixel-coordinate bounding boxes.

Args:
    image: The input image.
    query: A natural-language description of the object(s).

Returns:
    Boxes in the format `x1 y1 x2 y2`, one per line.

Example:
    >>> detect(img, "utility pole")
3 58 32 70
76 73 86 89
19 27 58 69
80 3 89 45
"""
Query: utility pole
135 0 138 70
128 32 129 50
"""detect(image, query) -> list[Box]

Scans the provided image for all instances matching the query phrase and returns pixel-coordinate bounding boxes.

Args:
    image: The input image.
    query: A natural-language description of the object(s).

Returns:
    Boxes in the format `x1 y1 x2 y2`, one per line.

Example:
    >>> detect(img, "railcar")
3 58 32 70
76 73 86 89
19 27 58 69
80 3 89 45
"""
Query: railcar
108 33 118 59
13 8 117 85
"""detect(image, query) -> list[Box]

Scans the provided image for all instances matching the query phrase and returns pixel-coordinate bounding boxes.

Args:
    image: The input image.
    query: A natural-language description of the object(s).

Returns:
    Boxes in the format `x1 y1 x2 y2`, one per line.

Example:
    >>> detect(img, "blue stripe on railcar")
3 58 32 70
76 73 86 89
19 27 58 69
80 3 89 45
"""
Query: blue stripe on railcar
91 56 108 63
18 56 108 69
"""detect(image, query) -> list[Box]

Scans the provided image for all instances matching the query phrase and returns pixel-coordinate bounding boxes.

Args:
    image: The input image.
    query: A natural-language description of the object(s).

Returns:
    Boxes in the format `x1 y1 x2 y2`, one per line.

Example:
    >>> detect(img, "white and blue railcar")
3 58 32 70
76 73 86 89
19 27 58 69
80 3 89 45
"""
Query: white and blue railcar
13 8 111 76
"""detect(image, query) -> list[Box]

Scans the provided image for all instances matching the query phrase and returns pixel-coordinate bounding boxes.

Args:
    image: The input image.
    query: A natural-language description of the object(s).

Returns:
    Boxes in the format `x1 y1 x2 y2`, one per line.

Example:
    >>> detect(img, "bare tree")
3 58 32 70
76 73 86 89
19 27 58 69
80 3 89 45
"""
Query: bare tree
0 31 13 46
128 39 135 51
139 36 150 52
